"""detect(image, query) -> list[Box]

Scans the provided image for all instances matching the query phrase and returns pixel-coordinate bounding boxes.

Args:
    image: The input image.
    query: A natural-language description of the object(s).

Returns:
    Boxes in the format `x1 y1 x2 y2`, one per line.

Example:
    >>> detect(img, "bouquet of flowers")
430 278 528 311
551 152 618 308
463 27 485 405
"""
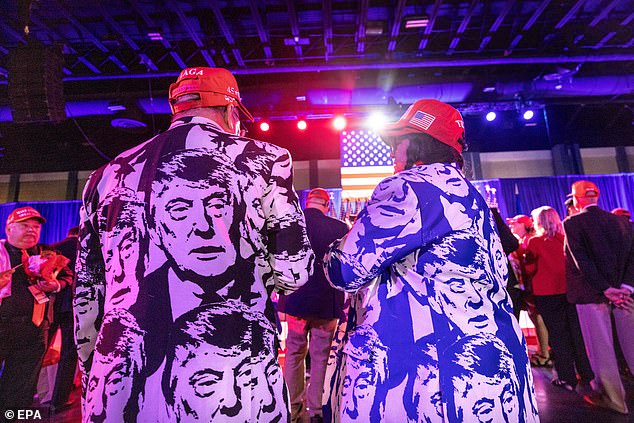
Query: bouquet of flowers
22 250 70 283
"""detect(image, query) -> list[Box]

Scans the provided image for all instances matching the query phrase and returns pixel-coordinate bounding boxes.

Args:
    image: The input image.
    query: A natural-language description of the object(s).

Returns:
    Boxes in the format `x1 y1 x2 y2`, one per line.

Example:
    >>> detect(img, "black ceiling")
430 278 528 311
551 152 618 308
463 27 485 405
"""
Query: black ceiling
0 0 633 173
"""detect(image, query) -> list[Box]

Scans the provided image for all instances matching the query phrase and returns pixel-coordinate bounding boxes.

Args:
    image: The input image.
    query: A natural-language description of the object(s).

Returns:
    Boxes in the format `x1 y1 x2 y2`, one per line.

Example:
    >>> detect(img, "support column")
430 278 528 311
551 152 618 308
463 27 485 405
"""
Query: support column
309 159 319 188
8 174 20 202
66 170 79 200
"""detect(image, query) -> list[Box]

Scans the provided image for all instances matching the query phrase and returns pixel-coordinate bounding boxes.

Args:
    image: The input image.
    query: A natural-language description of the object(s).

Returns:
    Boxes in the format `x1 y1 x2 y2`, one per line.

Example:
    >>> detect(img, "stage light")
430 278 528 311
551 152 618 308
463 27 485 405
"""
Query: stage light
259 122 270 132
333 116 347 131
486 111 497 122
367 112 387 130
523 110 534 120
297 120 307 130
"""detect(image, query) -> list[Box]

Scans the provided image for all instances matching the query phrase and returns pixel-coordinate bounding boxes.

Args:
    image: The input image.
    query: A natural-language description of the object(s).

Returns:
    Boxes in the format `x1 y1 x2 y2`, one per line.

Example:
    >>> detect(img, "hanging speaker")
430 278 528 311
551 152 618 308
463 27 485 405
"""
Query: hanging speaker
8 44 66 123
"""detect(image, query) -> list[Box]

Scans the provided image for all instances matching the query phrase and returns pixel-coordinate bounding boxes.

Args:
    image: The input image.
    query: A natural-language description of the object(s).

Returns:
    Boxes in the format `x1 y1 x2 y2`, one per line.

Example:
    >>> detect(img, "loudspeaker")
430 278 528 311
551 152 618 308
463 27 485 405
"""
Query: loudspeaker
8 44 65 123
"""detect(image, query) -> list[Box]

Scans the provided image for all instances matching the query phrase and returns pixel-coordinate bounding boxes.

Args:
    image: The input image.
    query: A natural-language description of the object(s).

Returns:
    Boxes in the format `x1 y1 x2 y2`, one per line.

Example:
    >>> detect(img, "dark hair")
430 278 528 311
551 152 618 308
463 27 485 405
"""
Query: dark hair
404 133 467 171
67 226 79 236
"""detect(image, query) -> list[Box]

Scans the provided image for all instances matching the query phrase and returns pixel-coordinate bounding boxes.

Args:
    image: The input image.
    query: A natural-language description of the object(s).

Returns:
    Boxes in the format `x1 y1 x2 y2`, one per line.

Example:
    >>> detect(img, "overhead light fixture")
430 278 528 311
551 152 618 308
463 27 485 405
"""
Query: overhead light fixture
295 95 307 102
405 16 429 29
486 112 497 122
107 101 127 112
297 120 307 131
523 110 534 120
259 122 270 132
147 32 163 41
482 86 496 93
333 116 347 131
284 37 310 46
367 112 387 131
366 21 384 35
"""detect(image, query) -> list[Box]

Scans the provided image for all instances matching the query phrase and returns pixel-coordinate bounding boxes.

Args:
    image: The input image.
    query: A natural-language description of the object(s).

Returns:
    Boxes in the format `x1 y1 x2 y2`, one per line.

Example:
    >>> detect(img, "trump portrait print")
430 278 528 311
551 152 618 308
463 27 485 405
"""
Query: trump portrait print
323 163 539 423
75 116 313 422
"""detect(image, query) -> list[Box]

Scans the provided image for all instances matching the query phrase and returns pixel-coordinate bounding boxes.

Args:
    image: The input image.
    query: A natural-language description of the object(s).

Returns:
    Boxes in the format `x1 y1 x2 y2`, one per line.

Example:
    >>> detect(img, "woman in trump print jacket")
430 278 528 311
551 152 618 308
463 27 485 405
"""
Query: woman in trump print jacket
323 100 539 423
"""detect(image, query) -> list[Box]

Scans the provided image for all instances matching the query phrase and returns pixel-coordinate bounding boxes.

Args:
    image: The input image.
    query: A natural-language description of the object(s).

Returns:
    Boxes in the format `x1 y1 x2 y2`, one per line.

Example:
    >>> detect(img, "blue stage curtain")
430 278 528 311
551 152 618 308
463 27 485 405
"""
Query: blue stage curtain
493 174 634 220
0 201 82 245
2 173 632 243
302 173 634 222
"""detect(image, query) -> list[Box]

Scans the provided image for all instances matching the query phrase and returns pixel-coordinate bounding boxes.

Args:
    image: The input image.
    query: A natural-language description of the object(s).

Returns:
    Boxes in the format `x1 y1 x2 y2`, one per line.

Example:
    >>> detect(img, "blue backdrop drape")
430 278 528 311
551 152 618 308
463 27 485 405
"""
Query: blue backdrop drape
0 173 631 242
300 173 634 221
0 201 82 245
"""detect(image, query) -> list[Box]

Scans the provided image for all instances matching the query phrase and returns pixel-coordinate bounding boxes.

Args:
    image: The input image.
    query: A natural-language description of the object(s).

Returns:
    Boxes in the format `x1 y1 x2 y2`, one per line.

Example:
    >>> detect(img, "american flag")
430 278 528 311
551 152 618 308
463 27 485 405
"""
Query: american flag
340 129 394 200
409 111 436 130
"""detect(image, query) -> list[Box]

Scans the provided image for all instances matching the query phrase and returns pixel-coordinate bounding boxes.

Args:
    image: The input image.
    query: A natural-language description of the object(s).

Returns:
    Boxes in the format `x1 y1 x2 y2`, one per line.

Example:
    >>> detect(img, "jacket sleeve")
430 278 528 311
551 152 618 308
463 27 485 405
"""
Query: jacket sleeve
563 217 611 292
74 171 107 392
523 237 537 277
491 208 519 255
262 149 313 294
324 176 426 292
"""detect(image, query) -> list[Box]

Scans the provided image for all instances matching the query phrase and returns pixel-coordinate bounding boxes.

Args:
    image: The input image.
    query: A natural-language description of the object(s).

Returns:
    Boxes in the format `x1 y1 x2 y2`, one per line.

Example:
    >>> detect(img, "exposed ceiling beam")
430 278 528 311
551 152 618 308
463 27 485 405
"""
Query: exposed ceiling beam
356 0 368 53
97 3 157 71
57 53 634 81
166 0 216 67
248 0 273 62
589 0 620 27
507 0 551 51
593 11 634 49
209 2 245 67
286 0 303 59
387 0 407 52
50 0 128 72
128 0 187 69
448 0 479 53
554 0 587 30
0 19 28 43
479 0 515 51
418 0 443 50
323 0 333 59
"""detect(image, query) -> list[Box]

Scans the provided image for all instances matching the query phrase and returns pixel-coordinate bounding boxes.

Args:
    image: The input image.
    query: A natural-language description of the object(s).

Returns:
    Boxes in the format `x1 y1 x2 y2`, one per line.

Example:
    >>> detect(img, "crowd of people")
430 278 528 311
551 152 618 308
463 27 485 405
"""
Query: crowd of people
0 66 631 423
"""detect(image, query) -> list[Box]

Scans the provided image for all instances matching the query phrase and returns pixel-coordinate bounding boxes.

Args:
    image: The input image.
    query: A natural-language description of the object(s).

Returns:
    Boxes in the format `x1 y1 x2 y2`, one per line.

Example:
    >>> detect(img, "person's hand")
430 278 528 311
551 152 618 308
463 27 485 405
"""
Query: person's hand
0 268 15 289
36 278 60 293
604 287 633 312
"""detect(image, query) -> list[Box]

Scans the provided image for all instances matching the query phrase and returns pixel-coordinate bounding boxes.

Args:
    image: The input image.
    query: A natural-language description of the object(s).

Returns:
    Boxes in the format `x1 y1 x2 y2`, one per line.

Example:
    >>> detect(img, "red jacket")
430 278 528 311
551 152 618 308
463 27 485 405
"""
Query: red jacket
525 233 567 296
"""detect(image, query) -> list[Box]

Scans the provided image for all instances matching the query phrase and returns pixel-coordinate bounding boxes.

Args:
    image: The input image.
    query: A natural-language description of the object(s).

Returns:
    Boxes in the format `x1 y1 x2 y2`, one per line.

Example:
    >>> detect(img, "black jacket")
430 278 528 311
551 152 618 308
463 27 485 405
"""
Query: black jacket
563 205 634 304
278 208 349 319
52 236 78 313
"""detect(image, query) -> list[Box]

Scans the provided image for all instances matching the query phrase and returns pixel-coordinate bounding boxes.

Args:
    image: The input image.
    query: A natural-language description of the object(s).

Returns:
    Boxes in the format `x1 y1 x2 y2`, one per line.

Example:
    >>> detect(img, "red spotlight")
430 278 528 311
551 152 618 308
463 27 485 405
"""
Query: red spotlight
333 116 347 131
259 122 270 132
297 120 307 130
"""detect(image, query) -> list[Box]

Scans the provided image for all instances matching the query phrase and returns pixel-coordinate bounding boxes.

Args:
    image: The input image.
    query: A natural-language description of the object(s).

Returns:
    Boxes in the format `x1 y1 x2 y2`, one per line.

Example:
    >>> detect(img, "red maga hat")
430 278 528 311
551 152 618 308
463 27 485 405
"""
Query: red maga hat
568 180 599 198
307 188 330 204
168 67 254 121
378 99 465 153
506 214 533 228
6 206 46 225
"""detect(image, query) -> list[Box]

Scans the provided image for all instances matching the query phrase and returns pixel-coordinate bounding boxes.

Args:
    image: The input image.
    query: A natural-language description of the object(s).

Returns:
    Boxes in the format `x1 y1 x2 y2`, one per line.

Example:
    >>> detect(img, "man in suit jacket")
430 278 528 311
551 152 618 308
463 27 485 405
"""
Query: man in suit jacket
563 180 634 415
49 226 79 412
278 188 349 423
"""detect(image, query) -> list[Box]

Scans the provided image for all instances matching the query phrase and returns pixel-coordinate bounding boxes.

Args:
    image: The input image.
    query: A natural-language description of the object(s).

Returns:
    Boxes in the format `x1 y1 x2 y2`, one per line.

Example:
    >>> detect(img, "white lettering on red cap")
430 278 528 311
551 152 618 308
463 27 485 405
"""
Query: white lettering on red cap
180 68 204 77
455 120 464 128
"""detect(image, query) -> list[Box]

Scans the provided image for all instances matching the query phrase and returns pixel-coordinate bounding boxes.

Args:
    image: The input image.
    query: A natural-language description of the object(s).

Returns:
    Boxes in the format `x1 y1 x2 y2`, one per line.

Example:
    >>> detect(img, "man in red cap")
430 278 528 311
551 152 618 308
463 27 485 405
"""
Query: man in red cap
0 206 72 411
563 180 634 414
321 99 538 422
76 67 312 421
277 188 348 423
